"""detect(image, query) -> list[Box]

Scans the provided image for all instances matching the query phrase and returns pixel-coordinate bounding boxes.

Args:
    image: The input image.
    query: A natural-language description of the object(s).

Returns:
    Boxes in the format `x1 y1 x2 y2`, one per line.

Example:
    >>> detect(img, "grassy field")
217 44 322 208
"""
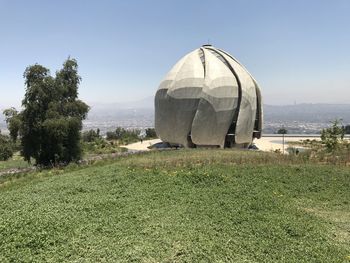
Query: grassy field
0 153 30 171
0 149 349 262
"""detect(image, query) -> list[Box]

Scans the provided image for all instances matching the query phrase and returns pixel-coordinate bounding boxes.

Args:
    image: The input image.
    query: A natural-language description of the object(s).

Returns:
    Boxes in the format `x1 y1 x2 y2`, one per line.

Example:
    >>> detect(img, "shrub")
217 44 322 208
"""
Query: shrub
82 129 101 142
82 137 126 155
106 127 140 145
321 119 345 152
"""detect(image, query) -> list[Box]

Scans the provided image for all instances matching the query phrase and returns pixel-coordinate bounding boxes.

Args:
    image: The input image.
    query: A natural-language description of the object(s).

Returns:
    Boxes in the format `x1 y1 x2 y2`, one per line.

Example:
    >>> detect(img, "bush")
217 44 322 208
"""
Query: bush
321 119 345 152
295 122 350 164
0 134 14 161
82 129 101 142
82 137 126 155
106 127 140 145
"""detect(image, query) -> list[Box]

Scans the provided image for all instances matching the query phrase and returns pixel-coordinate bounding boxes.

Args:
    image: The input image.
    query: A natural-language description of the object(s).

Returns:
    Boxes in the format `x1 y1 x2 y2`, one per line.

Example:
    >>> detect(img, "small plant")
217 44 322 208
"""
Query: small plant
321 119 345 152
273 149 282 154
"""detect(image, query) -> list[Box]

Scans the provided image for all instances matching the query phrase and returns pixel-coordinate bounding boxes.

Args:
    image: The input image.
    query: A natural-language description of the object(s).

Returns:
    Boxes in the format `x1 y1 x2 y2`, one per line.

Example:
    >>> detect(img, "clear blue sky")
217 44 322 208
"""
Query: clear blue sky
1 0 349 106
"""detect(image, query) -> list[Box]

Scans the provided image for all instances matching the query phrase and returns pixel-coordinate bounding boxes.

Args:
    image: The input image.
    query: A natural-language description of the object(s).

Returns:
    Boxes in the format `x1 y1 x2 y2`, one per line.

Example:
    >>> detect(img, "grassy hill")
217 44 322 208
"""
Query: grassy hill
0 149 349 262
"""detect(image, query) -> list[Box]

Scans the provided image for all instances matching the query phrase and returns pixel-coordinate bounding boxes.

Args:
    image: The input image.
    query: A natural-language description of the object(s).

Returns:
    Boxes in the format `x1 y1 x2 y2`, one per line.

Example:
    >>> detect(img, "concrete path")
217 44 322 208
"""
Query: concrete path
123 136 321 153
123 139 161 151
253 136 318 153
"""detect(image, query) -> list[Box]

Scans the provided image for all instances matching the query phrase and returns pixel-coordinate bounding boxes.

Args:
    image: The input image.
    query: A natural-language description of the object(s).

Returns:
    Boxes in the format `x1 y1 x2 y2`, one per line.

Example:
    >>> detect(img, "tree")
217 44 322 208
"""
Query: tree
277 128 287 135
145 128 157 139
12 58 89 166
0 134 14 161
3 107 21 142
321 119 345 152
344 125 350 134
277 127 287 153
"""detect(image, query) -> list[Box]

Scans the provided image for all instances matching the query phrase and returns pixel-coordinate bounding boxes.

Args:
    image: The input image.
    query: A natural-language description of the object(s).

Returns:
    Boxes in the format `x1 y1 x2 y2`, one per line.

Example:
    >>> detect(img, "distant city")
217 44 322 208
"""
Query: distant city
1 98 350 135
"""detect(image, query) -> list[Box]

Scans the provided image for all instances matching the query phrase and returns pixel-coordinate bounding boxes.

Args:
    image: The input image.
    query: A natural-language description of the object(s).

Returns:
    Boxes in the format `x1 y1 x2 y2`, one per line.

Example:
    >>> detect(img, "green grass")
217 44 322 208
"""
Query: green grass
0 149 349 262
0 153 30 171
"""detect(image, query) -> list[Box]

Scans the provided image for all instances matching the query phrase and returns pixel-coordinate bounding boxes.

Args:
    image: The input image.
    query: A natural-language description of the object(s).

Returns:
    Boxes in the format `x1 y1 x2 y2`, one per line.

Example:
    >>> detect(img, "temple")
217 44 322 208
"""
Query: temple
155 45 262 148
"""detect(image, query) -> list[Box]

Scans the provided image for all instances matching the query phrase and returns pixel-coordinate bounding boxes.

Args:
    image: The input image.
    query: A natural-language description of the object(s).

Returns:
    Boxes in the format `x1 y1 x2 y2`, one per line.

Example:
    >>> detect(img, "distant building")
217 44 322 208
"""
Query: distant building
155 45 263 148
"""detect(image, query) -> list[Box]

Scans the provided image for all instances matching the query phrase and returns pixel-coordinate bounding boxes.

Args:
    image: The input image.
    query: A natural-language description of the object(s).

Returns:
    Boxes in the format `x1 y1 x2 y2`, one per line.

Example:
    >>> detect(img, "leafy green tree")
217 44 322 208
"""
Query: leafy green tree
3 107 21 142
321 119 345 152
16 58 89 165
0 133 14 161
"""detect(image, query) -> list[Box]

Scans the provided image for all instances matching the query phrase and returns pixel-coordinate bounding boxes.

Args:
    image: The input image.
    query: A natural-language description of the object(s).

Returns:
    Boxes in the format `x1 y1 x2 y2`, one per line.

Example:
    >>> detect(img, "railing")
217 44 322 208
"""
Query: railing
261 134 350 138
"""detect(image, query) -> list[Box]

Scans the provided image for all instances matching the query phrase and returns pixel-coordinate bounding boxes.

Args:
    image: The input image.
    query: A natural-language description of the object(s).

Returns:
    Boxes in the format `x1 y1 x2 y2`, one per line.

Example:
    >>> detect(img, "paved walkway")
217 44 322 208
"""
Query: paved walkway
123 139 161 151
254 136 318 153
123 136 321 153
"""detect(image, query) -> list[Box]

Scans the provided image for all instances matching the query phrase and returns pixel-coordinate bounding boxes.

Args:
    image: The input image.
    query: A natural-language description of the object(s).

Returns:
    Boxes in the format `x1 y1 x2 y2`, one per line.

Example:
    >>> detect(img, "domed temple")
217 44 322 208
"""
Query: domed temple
155 45 262 148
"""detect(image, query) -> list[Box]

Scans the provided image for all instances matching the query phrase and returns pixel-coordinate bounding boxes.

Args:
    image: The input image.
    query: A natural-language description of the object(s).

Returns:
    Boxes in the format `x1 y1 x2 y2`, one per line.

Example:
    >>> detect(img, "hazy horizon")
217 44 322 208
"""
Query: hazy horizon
1 0 350 106
2 96 350 111
2 102 350 135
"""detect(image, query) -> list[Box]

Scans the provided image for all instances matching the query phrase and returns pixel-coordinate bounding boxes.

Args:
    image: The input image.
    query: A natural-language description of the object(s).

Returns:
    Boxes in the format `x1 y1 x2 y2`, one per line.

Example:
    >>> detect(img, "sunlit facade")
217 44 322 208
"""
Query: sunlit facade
155 45 262 148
